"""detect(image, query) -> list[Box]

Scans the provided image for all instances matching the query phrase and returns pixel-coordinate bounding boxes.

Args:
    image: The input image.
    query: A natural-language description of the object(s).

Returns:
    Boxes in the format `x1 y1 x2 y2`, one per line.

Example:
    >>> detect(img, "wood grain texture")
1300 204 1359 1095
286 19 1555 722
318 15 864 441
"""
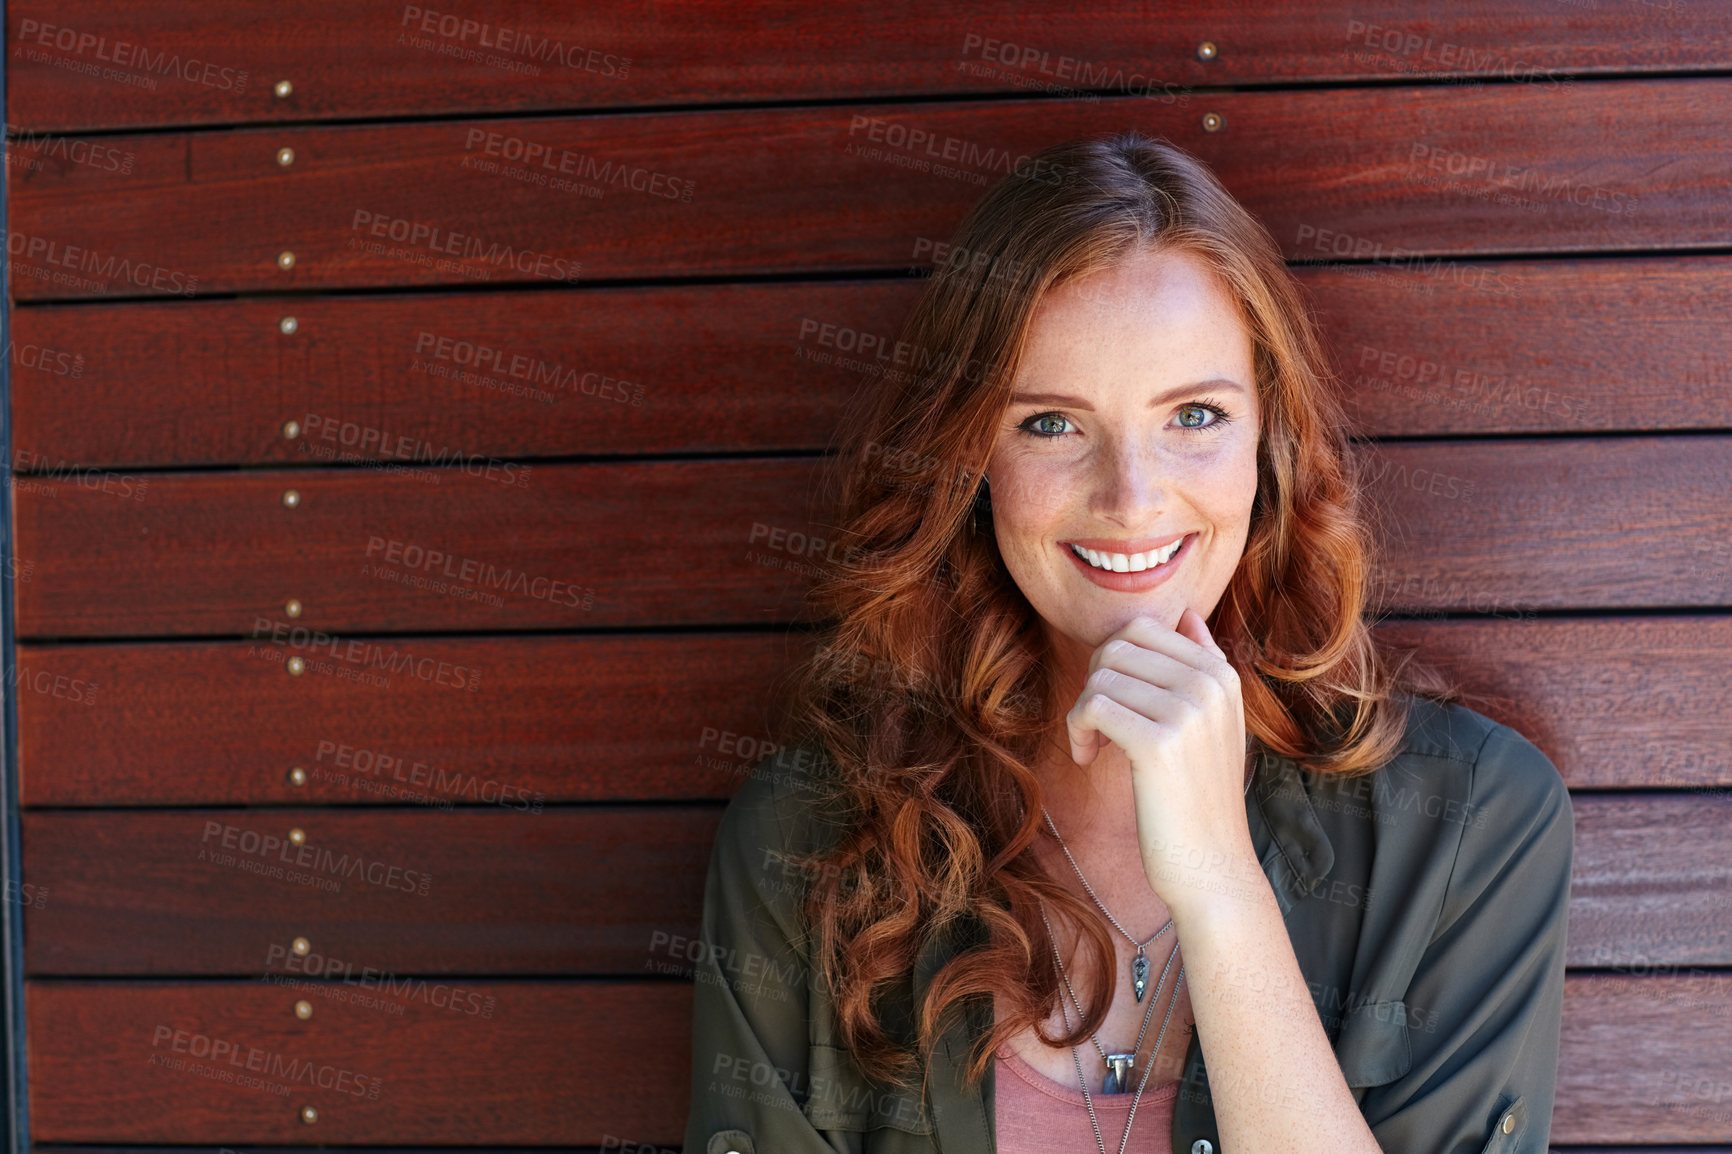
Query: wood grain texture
14 257 1732 472
15 633 814 806
7 1 1726 131
12 459 831 637
25 979 692 1144
1299 256 1732 436
21 976 1732 1143
15 438 1731 639
7 281 918 468
20 795 1731 975
11 80 1727 301
1377 618 1732 789
22 808 727 976
17 619 1732 806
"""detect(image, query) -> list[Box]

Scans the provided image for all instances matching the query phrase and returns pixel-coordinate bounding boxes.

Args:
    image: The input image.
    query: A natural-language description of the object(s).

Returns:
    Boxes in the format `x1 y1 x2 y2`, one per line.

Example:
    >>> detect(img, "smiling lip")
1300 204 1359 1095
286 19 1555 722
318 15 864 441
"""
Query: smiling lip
1063 533 1188 554
1062 532 1195 591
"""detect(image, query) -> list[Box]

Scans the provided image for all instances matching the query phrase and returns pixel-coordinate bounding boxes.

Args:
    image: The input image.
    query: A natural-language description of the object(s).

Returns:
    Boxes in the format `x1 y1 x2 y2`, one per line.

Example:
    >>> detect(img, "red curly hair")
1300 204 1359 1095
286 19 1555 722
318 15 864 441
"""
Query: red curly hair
766 130 1457 1094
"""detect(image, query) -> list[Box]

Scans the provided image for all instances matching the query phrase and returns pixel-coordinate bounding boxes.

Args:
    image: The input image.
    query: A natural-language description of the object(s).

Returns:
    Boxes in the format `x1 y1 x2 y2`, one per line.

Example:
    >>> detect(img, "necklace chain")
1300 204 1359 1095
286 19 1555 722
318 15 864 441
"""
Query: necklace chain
1027 760 1254 1154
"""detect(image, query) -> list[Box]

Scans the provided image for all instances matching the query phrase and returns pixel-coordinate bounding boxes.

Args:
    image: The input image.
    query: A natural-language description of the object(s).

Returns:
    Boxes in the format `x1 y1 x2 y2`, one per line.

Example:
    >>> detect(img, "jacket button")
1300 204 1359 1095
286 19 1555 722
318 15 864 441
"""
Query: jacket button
1192 1141 1214 1154
1502 1112 1515 1133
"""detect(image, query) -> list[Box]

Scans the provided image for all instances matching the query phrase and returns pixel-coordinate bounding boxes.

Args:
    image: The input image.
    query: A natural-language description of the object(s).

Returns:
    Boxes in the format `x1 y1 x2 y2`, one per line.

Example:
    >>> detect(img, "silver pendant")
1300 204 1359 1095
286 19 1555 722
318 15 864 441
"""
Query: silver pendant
1131 951 1149 1003
1103 1053 1135 1094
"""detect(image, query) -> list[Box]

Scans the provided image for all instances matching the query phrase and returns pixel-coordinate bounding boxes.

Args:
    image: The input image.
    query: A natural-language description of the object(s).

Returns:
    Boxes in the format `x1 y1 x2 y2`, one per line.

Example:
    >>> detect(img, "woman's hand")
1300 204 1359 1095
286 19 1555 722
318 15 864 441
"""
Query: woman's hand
1064 608 1262 923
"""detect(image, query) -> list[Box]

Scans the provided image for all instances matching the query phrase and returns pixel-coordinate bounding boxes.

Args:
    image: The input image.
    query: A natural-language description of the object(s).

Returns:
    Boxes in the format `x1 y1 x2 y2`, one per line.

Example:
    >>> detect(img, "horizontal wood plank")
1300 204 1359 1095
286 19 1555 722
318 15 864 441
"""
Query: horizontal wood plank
8 282 917 468
11 80 1728 301
22 976 1732 1142
22 808 726 976
21 795 1731 974
25 980 691 1144
14 257 1732 471
1376 618 1732 789
17 618 1732 806
14 439 1732 639
7 1 1726 131
15 633 812 807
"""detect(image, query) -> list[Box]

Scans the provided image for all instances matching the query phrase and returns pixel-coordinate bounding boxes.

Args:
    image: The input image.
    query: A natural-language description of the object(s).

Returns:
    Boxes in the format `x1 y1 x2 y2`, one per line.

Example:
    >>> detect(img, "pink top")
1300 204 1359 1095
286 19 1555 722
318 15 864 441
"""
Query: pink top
995 1046 1177 1154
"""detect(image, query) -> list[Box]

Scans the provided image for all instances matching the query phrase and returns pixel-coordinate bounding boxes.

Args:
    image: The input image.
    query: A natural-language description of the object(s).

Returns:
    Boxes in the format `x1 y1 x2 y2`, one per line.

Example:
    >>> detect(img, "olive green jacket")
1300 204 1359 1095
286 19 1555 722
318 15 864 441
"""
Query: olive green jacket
683 697 1573 1154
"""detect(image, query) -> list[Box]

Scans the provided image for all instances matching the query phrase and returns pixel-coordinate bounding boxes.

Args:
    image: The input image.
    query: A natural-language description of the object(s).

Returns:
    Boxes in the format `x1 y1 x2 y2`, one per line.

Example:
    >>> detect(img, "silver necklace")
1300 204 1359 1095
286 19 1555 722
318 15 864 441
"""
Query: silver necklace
1039 902 1185 1154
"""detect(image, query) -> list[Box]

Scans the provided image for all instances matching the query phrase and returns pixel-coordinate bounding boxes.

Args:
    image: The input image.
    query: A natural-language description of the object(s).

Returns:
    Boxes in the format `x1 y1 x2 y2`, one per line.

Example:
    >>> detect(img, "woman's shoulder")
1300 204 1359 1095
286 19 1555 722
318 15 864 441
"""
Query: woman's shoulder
1379 693 1574 853
711 741 849 879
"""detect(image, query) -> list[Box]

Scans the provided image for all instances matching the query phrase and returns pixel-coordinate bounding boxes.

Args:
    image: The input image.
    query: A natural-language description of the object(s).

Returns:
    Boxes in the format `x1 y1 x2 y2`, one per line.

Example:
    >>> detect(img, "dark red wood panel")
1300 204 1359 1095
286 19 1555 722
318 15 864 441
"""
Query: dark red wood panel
9 1 1727 131
20 796 1731 976
22 808 727 975
1555 975 1732 1143
26 980 691 1144
12 80 1728 301
12 459 830 637
22 976 1732 1143
15 258 1732 471
16 633 813 806
1356 437 1732 613
15 439 1731 639
18 619 1732 807
1378 618 1732 789
8 282 916 469
1300 256 1732 436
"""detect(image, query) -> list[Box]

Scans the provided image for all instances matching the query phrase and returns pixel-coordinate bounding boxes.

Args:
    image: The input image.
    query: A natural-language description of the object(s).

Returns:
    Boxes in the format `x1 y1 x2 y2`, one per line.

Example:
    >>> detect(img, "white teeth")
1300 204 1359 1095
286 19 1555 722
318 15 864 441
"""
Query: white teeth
1071 538 1184 572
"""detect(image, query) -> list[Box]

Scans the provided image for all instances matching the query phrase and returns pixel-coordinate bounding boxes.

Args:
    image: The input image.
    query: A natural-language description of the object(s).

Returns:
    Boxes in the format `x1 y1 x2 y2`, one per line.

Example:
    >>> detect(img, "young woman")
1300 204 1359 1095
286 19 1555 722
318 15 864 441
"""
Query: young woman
683 132 1573 1154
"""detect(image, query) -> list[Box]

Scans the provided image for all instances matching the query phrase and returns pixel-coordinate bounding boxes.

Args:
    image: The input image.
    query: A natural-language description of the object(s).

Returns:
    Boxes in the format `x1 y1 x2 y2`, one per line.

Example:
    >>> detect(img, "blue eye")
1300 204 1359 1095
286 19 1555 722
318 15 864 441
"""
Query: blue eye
1016 412 1072 438
1174 403 1230 430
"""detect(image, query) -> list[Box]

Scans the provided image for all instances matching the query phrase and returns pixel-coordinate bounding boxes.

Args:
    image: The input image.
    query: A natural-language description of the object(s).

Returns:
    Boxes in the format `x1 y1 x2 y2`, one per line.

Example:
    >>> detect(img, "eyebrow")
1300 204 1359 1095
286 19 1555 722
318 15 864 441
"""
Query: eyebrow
1009 378 1250 409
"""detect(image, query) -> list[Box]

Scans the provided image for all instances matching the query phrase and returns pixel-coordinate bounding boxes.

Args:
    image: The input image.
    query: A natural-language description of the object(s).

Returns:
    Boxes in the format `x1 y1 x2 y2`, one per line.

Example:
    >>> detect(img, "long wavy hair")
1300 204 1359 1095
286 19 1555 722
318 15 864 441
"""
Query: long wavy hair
767 131 1458 1094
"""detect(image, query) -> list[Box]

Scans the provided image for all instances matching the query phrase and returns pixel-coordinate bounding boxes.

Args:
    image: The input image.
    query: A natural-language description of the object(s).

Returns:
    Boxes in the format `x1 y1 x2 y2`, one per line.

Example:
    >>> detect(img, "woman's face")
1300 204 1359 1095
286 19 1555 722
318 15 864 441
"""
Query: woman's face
986 245 1261 665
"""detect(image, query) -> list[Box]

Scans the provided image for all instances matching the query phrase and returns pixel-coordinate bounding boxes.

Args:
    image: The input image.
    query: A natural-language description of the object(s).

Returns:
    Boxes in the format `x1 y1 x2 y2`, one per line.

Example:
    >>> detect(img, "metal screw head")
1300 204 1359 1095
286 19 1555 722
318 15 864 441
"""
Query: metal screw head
277 251 296 270
277 147 295 167
291 936 311 955
286 656 305 676
300 1105 318 1124
275 80 294 99
279 315 298 335
285 599 303 618
282 489 300 508
289 827 306 846
294 1000 313 1019
1202 112 1224 132
1197 40 1218 61
282 419 301 440
287 766 307 787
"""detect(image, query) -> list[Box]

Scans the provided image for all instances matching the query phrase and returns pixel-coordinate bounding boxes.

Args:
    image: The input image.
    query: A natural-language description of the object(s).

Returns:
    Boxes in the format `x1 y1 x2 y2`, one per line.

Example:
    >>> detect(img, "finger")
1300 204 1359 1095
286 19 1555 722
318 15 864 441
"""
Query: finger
1176 608 1225 658
1067 687 1165 768
1099 615 1232 687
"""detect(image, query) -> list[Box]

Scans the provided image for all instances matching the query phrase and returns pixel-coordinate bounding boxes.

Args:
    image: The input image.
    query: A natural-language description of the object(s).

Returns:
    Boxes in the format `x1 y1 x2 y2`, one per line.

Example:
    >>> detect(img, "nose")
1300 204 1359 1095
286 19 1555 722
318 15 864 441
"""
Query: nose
1090 439 1167 526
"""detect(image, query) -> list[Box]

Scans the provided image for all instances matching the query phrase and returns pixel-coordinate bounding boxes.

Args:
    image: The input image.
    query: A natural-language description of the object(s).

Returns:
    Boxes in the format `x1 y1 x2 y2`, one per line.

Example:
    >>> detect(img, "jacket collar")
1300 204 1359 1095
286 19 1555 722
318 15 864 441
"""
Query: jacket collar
904 744 1338 1149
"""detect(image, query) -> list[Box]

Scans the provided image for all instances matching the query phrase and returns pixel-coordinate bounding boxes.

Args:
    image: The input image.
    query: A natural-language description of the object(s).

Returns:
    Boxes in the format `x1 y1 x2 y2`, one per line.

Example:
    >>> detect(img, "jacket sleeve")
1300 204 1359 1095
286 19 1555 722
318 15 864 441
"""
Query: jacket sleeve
1358 721 1576 1154
683 761 856 1154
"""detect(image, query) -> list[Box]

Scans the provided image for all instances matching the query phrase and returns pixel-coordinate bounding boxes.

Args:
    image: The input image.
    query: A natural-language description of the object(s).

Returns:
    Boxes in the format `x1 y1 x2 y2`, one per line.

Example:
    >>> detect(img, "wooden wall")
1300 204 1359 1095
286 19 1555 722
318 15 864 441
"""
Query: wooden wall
5 2 1730 1150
